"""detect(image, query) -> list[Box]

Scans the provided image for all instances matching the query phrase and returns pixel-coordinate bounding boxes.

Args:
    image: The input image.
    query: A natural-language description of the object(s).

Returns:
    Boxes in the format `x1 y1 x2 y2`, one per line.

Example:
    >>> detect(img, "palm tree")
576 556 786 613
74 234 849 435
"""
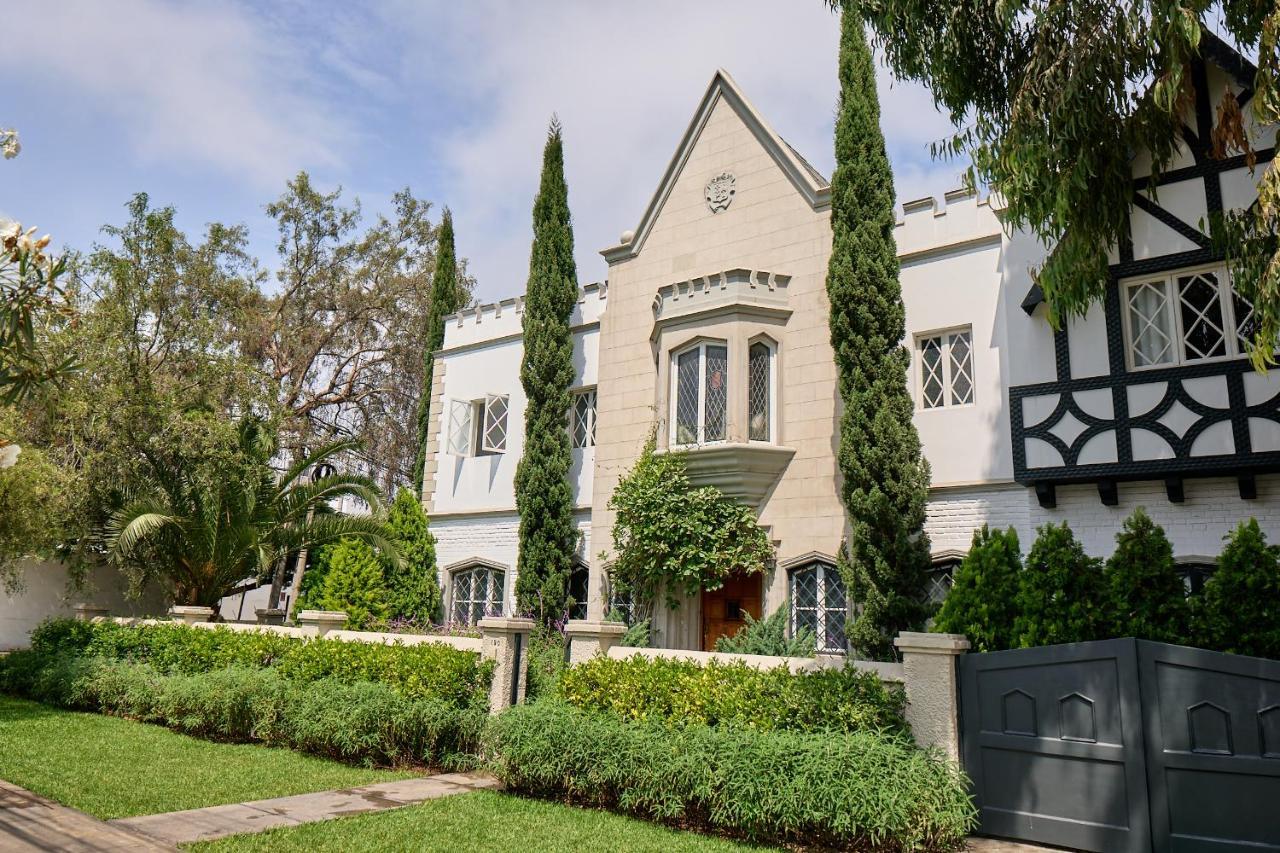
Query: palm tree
104 417 403 608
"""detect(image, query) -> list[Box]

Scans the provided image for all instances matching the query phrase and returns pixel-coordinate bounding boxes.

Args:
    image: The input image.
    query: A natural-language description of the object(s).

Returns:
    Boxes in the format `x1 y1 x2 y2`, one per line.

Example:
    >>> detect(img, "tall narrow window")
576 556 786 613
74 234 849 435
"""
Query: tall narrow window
571 389 596 449
748 342 772 442
671 341 728 446
789 561 847 654
1125 280 1176 366
447 399 473 456
917 328 975 409
450 565 505 625
482 395 509 453
568 562 589 620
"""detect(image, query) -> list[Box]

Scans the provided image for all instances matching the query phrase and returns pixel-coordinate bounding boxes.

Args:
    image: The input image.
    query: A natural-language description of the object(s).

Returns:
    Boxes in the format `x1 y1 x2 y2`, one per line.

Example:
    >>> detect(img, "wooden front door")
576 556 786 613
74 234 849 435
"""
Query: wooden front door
701 572 763 651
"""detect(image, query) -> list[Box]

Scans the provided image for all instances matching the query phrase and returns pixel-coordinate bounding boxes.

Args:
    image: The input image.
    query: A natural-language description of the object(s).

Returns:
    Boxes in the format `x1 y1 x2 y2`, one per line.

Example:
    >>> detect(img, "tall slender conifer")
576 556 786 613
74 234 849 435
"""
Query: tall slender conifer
414 208 463 497
827 11 933 659
514 119 579 622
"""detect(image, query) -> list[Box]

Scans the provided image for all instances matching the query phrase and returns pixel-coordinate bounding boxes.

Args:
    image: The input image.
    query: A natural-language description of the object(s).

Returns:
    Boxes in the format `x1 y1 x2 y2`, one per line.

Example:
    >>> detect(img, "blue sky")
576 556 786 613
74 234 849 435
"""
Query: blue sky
1 0 961 303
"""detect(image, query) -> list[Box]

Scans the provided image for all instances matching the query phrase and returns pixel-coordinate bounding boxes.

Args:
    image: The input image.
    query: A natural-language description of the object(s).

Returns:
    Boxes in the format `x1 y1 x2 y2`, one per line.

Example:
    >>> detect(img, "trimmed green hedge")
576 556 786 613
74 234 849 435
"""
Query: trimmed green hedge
486 701 974 851
559 655 907 735
0 651 486 768
30 619 492 710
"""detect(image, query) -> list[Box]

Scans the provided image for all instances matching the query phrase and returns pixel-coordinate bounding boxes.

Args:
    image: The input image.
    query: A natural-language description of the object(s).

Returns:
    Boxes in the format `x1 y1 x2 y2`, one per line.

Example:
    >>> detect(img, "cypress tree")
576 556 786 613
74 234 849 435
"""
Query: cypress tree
934 526 1022 652
414 208 463 497
827 11 933 660
514 119 580 623
383 488 442 624
1105 508 1189 643
1016 523 1108 647
1197 519 1280 658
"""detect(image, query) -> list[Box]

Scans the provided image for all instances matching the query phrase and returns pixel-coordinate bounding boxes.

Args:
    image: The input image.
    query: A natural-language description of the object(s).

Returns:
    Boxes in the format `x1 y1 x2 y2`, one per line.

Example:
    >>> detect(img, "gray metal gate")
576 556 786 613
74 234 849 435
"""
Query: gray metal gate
959 639 1280 852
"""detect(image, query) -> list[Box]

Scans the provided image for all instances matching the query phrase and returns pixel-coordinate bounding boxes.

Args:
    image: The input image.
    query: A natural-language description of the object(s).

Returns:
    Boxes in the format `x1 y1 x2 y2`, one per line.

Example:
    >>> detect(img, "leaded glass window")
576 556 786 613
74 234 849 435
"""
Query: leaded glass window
447 399 473 456
568 563 589 620
923 560 958 605
1123 267 1263 369
789 561 847 654
917 328 974 410
482 395 508 453
450 566 505 626
571 389 596 449
671 341 729 446
1177 272 1227 360
748 342 772 441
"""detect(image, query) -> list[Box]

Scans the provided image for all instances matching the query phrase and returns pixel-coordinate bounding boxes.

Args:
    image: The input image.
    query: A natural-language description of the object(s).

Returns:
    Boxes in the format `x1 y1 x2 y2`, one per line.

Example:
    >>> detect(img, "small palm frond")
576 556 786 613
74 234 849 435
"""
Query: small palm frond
277 472 386 523
106 506 182 560
276 438 363 494
278 514 405 571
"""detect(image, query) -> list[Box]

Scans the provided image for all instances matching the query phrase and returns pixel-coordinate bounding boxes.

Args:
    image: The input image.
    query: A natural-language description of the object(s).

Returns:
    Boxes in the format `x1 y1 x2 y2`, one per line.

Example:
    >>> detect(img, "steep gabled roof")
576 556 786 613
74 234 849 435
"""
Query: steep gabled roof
601 69 831 264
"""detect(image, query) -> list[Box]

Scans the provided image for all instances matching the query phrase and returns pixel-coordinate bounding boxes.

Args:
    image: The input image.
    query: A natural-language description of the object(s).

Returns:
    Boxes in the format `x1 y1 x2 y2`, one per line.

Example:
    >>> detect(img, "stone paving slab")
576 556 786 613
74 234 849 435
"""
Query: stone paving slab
112 772 499 846
0 779 175 852
967 837 1078 852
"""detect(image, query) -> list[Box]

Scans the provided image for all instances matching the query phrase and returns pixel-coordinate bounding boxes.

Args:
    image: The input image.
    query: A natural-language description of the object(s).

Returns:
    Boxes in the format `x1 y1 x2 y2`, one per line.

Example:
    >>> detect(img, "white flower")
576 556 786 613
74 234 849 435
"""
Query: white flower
1 129 19 160
0 444 21 469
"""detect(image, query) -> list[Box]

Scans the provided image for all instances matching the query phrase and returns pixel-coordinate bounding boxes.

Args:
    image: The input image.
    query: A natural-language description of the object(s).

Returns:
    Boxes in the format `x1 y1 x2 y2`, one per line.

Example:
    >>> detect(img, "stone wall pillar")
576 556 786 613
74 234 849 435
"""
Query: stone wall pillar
170 605 215 625
564 619 627 665
478 616 535 714
893 631 970 762
73 604 109 622
255 608 286 626
297 610 347 637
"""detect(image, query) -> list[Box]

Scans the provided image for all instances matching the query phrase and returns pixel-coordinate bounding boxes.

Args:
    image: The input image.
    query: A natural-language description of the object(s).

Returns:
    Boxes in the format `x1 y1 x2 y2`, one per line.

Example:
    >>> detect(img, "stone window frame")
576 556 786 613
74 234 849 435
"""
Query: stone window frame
1120 264 1257 372
915 326 975 410
444 558 508 626
781 552 847 654
670 338 731 448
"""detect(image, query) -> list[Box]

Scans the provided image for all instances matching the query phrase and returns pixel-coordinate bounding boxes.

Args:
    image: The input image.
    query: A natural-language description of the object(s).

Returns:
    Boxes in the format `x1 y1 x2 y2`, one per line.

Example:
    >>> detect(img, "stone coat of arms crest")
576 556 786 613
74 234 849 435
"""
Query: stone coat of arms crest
704 171 736 213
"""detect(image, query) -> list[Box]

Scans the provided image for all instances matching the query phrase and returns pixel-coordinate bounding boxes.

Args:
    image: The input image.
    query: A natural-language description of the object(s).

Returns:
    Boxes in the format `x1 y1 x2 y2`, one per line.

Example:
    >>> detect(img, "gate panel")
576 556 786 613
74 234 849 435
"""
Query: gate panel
1137 642 1280 852
959 639 1152 853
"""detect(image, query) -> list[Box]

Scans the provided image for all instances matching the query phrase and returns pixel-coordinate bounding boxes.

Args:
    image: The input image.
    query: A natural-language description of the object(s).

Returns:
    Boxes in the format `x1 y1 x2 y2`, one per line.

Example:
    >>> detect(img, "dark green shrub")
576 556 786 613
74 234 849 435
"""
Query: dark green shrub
1016 523 1108 647
1105 508 1190 643
313 537 390 629
27 619 492 709
3 653 485 769
382 488 442 624
933 525 1022 652
1198 519 1280 659
713 607 815 657
486 701 975 851
559 655 906 735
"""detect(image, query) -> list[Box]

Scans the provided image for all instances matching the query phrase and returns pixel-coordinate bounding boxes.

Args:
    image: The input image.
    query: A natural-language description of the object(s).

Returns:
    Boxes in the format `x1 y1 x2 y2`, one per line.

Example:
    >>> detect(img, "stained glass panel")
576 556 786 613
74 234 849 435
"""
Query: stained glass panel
675 348 700 445
748 342 771 441
704 345 728 442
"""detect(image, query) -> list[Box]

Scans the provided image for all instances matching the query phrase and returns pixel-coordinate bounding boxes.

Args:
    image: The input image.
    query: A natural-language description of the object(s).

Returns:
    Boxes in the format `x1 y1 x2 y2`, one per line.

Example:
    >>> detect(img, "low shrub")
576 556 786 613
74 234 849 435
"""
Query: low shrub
559 654 907 735
486 701 975 851
30 620 492 710
713 607 815 657
2 652 485 769
523 625 568 701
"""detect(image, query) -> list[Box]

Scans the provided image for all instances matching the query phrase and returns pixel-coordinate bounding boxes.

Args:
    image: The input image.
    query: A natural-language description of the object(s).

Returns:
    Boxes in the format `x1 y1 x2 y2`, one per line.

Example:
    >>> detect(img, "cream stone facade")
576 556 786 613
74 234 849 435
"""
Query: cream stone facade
423 56 1280 651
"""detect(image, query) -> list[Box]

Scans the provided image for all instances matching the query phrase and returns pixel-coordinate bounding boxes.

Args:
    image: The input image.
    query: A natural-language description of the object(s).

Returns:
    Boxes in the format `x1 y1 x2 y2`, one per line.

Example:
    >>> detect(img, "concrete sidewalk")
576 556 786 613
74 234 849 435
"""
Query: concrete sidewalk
0 779 175 852
111 771 499 846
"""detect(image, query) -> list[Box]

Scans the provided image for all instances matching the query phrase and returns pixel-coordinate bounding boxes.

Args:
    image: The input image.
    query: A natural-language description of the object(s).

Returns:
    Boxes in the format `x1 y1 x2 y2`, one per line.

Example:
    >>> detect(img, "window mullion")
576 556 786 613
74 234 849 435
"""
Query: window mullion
697 344 706 444
1218 272 1238 357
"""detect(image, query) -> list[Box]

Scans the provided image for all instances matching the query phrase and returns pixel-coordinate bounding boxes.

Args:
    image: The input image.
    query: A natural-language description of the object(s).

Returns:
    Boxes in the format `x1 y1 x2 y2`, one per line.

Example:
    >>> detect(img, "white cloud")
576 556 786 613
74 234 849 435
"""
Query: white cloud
384 1 960 300
0 0 352 189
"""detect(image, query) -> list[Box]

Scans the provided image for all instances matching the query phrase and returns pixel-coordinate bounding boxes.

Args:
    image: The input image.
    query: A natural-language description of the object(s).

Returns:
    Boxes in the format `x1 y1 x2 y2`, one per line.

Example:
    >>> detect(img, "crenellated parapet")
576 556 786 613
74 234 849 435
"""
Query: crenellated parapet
894 187 1005 263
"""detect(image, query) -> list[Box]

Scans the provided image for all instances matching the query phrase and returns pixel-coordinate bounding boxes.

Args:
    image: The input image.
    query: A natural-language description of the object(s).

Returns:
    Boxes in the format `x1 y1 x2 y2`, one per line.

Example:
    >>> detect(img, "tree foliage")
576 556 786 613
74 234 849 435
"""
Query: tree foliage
314 536 390 630
1197 518 1280 658
1016 523 1108 647
414 208 465 497
827 11 933 660
608 435 773 611
101 417 402 607
0 410 77 591
383 488 441 624
1105 507 1190 642
933 526 1022 652
514 120 581 623
838 0 1280 363
0 222 76 405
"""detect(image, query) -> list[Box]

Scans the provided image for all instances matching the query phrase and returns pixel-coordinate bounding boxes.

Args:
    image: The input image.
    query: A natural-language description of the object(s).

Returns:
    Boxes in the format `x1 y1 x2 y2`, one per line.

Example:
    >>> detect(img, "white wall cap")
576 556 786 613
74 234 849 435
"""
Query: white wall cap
894 631 971 654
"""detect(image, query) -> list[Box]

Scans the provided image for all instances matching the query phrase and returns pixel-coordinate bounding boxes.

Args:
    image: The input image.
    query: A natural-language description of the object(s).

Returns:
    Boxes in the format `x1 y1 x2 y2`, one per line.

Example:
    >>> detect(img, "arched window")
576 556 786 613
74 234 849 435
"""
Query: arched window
672 341 728 446
748 341 773 442
450 564 505 626
789 561 847 653
568 562 589 621
1175 562 1215 595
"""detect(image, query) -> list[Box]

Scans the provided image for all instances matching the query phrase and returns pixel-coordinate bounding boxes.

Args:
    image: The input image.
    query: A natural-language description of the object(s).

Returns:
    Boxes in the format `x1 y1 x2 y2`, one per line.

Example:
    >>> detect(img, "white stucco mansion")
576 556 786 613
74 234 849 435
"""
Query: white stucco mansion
421 41 1280 652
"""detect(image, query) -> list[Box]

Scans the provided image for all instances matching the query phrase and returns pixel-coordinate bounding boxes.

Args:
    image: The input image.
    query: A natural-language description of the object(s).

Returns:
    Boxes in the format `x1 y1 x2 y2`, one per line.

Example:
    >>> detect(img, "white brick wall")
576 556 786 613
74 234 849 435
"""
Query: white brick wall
926 474 1280 559
431 511 593 615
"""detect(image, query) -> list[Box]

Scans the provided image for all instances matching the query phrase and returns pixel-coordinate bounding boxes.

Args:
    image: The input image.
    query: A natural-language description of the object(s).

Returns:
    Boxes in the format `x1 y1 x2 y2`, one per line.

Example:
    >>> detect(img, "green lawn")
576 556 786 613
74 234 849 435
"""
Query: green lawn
185 790 777 852
0 695 413 819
